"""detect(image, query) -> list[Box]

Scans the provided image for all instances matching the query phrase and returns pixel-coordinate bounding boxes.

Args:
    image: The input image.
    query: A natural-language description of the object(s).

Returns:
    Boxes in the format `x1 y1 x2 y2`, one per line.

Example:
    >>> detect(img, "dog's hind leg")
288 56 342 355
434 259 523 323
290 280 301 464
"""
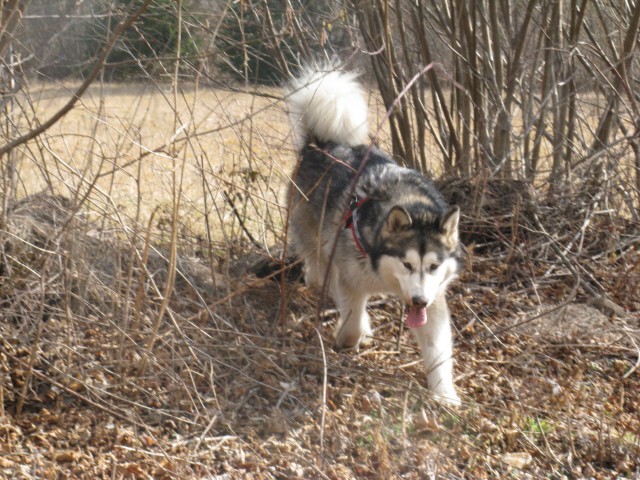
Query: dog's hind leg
334 283 372 351
411 295 460 406
302 253 329 290
303 259 320 288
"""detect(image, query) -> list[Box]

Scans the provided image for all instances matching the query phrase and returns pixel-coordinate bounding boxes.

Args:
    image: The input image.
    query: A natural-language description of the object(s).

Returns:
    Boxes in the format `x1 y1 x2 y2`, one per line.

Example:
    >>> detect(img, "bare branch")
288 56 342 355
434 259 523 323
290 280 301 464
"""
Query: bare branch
0 0 153 159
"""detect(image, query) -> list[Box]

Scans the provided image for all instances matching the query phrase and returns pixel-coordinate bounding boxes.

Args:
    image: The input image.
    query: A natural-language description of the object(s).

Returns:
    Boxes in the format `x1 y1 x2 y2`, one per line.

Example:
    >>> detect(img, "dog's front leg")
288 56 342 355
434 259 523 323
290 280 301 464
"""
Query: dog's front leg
411 295 460 406
334 284 371 351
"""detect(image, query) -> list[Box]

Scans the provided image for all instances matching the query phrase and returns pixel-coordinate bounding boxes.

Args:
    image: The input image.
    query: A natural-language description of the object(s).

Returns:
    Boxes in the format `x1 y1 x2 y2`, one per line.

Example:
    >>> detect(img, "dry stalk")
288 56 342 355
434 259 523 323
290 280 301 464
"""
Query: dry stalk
137 0 184 377
15 263 52 416
15 318 43 417
315 327 328 461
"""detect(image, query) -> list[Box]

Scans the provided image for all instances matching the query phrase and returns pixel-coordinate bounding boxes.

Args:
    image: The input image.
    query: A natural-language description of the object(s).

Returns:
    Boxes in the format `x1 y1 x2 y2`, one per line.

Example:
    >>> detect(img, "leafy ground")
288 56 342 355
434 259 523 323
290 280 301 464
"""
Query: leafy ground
0 179 638 479
1 82 638 480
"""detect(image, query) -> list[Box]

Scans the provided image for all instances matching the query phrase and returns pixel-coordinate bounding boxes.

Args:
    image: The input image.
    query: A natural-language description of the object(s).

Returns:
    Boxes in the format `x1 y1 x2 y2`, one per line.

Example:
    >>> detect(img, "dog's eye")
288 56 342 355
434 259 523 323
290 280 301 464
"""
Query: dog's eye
402 262 413 271
429 263 440 272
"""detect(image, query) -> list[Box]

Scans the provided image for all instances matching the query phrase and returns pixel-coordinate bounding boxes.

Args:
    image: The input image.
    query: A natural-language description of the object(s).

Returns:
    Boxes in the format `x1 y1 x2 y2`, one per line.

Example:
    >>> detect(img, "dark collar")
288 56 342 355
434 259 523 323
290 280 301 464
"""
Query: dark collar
343 195 369 257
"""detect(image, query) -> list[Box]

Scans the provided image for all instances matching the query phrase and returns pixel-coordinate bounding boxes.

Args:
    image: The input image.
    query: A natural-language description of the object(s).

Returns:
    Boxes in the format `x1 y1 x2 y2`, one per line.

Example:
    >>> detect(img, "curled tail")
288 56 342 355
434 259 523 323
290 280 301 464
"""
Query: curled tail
287 67 369 149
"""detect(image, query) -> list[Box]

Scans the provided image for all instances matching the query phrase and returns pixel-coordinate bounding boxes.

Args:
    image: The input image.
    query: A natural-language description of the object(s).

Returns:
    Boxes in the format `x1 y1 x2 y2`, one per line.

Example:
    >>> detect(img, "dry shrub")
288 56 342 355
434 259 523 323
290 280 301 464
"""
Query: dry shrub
0 1 638 477
0 179 638 478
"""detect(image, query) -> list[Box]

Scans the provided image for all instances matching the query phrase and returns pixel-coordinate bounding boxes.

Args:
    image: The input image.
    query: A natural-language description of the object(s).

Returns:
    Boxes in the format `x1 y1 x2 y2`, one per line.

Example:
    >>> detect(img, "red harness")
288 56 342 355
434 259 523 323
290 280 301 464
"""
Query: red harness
343 196 369 257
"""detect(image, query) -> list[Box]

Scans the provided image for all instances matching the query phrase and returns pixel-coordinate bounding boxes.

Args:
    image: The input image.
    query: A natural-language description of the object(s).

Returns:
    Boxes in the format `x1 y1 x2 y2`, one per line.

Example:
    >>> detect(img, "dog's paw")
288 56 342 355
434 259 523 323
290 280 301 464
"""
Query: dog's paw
335 323 372 352
432 390 461 407
334 335 362 352
334 332 373 352
358 334 374 347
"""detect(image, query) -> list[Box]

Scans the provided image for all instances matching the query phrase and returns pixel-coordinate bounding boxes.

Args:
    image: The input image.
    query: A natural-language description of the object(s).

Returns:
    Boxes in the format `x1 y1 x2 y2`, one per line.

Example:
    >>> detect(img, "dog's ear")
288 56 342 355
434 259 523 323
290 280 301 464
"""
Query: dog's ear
440 206 460 248
385 206 412 234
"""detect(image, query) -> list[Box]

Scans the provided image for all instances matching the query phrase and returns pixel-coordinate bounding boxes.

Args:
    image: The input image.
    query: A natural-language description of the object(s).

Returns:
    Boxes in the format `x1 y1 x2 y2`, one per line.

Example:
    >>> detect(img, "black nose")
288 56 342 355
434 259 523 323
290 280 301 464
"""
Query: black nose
411 296 427 308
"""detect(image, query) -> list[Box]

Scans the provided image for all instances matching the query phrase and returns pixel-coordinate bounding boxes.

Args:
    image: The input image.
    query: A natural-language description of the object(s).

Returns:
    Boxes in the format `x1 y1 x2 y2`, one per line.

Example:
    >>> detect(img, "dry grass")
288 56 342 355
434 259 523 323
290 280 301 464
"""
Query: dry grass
0 82 638 479
14 82 291 231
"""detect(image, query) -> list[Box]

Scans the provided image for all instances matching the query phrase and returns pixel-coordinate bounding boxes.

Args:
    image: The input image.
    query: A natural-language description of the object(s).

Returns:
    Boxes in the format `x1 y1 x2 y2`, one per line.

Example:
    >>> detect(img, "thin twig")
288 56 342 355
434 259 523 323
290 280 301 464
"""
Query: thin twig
0 1 153 159
314 327 328 462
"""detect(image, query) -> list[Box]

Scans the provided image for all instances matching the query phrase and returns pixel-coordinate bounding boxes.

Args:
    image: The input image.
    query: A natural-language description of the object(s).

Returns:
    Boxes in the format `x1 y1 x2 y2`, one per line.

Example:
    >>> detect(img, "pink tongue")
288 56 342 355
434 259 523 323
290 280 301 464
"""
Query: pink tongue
406 306 427 329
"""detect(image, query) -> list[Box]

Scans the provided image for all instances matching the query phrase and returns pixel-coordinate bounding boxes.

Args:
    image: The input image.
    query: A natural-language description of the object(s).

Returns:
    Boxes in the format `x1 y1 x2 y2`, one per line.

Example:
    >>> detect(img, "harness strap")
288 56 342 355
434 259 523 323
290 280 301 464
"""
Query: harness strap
343 195 369 257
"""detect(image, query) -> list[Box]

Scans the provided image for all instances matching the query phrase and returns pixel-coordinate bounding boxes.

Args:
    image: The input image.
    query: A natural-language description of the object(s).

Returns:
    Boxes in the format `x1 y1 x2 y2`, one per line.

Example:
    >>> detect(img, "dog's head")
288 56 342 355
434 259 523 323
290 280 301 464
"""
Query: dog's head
374 204 460 327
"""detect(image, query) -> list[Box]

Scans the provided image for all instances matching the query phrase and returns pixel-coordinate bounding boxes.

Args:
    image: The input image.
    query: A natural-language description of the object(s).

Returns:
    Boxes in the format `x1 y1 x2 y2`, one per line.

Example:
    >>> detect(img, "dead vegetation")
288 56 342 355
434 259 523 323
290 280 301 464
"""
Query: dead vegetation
0 1 639 478
0 175 638 479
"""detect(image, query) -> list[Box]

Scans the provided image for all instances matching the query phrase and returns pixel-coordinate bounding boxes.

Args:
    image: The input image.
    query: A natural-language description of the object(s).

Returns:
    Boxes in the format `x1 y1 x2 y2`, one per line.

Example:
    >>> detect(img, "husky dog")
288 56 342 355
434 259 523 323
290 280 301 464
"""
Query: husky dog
287 67 461 405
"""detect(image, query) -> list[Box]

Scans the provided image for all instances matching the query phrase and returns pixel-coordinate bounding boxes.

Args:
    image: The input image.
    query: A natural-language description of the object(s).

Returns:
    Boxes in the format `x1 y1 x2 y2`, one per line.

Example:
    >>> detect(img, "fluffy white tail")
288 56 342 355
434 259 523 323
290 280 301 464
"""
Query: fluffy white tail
287 67 369 149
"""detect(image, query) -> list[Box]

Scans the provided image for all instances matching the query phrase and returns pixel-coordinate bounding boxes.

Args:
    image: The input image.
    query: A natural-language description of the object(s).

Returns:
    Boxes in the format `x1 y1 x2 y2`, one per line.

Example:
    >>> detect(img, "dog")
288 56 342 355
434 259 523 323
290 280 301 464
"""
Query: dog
286 66 461 405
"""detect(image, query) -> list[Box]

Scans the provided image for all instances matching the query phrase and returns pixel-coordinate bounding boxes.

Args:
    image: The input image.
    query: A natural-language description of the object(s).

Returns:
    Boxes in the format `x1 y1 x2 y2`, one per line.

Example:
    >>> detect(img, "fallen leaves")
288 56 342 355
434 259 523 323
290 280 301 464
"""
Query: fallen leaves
0 195 638 479
500 451 533 469
54 450 83 463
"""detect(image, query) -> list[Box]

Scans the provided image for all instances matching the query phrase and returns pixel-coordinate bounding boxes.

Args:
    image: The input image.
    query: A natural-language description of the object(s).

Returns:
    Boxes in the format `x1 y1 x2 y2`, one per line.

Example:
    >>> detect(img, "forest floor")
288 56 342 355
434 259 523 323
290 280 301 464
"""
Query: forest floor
1 82 638 479
0 180 638 479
